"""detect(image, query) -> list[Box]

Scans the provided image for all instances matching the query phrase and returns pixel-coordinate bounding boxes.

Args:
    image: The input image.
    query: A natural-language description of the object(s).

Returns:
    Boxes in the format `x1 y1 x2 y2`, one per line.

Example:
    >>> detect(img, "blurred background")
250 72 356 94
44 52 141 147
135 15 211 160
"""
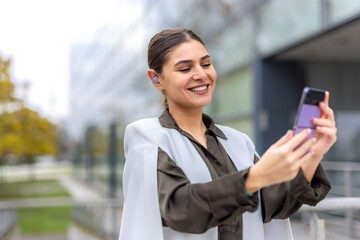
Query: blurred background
1 0 360 239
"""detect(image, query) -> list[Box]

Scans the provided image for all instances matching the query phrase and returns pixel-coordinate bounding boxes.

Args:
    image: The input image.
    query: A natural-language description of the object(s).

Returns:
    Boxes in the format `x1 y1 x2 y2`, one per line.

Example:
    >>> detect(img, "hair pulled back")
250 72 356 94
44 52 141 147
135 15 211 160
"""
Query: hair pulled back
147 28 206 74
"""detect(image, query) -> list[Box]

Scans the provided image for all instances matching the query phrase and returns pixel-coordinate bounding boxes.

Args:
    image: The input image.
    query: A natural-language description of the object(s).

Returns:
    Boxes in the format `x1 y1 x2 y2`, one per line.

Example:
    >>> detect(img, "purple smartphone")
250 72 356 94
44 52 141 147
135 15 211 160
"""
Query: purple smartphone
293 87 325 137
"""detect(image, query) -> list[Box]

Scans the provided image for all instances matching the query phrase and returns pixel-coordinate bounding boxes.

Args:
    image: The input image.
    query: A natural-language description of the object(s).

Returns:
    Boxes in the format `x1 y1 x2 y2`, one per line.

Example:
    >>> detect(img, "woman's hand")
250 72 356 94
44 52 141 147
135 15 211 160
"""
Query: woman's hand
245 129 316 193
311 91 337 157
300 91 337 181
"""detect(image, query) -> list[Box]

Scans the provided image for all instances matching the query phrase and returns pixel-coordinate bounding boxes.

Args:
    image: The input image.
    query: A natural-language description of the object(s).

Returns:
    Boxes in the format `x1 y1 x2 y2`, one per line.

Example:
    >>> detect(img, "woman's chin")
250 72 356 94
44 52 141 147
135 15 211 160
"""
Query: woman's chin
190 98 212 109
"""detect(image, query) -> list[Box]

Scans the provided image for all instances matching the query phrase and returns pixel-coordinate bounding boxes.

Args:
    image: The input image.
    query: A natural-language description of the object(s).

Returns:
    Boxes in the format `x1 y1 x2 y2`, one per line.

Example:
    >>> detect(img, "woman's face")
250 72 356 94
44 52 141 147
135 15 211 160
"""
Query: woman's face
159 40 217 111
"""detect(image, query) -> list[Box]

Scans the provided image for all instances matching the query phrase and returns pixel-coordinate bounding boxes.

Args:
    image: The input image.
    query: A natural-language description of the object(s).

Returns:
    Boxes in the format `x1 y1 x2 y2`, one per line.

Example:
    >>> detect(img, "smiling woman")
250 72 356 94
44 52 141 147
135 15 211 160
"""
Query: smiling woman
119 28 336 240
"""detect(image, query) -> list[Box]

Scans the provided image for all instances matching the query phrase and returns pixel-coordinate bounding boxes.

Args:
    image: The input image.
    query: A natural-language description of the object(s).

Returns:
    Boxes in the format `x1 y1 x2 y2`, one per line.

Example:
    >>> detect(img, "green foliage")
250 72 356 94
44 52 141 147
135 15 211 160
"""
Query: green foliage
0 57 59 164
18 207 72 235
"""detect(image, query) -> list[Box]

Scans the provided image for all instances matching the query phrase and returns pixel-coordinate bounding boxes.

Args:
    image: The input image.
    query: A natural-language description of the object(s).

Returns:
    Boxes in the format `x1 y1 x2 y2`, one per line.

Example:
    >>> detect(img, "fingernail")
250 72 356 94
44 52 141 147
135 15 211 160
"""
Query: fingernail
312 137 316 142
312 151 315 155
313 118 318 122
286 130 291 137
316 126 321 130
307 128 311 134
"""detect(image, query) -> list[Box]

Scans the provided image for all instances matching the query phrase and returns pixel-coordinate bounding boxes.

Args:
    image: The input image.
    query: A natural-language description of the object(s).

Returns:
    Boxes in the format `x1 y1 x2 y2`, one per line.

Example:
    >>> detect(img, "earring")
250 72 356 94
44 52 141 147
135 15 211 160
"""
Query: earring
154 76 159 84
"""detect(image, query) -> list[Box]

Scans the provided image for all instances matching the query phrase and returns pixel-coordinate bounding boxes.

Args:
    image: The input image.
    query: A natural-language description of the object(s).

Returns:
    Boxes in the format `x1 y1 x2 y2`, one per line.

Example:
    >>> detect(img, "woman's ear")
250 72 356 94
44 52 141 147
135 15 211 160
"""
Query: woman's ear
147 69 163 89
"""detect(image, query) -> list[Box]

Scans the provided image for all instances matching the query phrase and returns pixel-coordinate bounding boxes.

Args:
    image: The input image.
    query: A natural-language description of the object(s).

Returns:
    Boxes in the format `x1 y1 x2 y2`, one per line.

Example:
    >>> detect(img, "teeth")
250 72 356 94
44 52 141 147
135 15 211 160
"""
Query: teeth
191 85 207 92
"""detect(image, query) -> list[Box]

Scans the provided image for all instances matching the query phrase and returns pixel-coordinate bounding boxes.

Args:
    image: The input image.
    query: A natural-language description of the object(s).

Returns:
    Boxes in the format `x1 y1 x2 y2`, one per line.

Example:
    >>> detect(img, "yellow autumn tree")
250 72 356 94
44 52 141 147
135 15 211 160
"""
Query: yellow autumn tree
0 57 59 166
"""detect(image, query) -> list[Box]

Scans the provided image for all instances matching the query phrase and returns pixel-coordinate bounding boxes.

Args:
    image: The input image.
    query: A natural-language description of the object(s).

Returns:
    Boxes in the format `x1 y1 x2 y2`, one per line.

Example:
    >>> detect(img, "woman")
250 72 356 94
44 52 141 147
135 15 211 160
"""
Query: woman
119 28 336 240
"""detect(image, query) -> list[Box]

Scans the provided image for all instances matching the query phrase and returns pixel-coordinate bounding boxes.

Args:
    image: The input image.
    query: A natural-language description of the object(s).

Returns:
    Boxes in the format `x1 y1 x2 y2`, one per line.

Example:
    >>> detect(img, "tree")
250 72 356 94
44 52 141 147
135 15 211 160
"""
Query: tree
0 57 59 170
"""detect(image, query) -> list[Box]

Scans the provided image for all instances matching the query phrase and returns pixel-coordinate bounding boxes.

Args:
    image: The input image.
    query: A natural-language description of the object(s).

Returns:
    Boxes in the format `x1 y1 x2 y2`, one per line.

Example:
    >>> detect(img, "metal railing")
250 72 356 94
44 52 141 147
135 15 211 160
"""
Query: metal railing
71 161 360 240
0 198 122 240
0 208 17 240
1 161 359 240
72 200 122 240
72 198 360 240
299 197 360 240
321 161 360 197
296 161 360 240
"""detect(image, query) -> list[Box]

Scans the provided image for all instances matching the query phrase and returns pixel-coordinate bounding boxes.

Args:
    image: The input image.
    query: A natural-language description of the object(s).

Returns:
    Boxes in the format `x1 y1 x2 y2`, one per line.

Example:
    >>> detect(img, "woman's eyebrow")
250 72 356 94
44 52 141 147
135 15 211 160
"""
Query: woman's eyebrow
174 55 211 67
174 60 192 67
201 55 211 60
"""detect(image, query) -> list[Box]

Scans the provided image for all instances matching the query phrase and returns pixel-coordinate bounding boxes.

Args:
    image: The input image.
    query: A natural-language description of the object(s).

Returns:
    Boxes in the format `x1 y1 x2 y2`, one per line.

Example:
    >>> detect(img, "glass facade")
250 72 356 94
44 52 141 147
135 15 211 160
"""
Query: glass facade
256 0 321 54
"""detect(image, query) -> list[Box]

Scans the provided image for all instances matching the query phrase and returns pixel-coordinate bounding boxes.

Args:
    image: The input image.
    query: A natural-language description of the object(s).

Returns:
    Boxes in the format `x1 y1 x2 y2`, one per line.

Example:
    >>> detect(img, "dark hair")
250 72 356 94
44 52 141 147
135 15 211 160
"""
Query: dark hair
147 28 206 108
147 28 206 74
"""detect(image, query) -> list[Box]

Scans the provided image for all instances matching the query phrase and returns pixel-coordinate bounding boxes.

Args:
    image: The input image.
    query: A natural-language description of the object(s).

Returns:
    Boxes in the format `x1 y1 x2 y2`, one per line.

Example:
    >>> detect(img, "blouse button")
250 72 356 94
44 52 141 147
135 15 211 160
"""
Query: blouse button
226 226 232 232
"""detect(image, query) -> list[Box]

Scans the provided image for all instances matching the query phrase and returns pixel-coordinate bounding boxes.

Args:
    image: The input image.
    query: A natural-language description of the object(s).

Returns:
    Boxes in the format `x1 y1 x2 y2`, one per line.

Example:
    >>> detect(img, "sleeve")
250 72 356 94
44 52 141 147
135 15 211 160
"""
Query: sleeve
157 147 258 234
119 122 164 240
260 156 331 223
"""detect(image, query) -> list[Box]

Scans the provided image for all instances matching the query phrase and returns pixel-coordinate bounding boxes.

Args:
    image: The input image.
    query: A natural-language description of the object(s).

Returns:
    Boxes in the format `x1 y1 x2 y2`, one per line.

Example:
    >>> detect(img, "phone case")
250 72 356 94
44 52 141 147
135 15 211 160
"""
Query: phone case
293 87 325 137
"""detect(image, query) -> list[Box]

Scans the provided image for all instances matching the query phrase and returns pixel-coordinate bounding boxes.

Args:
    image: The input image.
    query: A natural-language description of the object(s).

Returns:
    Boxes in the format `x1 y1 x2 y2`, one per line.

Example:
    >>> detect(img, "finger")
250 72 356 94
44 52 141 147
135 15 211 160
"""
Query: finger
312 118 335 128
292 136 315 159
319 102 335 122
324 91 329 105
315 126 337 137
320 91 329 118
273 130 293 147
284 128 311 150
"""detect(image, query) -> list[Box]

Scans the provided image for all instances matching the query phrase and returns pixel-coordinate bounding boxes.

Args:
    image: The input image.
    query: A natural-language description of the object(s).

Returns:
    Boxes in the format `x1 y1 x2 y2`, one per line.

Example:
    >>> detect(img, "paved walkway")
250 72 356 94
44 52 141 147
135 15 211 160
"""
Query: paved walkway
57 176 105 202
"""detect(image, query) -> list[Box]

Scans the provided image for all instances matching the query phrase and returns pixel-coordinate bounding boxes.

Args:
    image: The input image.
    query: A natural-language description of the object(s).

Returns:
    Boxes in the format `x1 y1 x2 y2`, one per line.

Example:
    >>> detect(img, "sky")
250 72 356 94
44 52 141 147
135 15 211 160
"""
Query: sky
0 0 116 123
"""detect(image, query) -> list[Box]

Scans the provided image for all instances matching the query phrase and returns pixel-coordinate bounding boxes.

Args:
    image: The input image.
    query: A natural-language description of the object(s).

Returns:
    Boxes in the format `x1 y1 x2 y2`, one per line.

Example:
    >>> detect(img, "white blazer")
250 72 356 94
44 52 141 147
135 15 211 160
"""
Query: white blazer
119 118 293 240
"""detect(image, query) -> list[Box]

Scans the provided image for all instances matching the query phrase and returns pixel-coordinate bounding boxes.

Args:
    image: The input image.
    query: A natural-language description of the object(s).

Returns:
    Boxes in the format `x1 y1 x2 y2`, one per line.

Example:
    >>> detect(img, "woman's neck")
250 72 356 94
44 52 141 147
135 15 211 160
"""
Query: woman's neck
168 106 206 135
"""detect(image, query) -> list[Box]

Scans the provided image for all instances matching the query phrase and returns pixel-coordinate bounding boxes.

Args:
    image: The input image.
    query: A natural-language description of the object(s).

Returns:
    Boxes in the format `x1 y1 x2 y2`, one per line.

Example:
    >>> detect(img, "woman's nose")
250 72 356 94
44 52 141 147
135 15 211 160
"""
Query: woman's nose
192 65 207 80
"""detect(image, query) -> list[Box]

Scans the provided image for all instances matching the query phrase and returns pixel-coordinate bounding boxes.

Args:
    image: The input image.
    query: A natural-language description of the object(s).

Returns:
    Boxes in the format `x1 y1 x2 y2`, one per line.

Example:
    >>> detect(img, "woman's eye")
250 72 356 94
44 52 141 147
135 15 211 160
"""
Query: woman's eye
202 63 211 68
179 68 190 72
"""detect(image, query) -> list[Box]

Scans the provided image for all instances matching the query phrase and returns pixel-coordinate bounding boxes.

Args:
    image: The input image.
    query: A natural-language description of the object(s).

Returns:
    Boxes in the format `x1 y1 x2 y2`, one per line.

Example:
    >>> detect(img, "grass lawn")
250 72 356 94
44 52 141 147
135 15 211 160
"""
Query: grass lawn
18 206 72 235
0 179 71 199
0 179 72 235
